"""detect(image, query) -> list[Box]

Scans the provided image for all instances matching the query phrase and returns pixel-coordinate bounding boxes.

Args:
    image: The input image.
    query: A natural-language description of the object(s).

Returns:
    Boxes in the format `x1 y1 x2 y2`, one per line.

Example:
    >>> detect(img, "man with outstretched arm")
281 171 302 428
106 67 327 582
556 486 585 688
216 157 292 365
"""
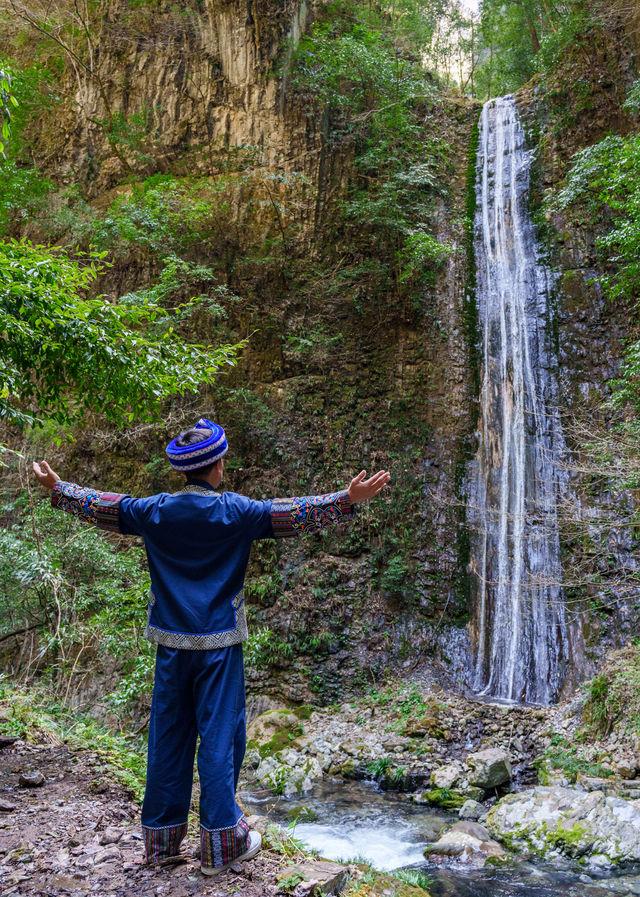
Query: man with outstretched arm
32 417 390 876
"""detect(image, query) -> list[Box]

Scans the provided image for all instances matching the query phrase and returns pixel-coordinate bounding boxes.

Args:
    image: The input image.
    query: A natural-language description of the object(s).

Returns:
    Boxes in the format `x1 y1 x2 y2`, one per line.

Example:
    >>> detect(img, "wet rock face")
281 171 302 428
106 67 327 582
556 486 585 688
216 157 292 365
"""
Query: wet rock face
486 786 640 866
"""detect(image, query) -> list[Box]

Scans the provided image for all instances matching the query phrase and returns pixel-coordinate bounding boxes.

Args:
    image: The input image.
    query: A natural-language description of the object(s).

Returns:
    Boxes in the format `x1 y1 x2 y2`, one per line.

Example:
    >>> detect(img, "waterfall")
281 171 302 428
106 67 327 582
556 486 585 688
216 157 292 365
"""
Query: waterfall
468 95 569 705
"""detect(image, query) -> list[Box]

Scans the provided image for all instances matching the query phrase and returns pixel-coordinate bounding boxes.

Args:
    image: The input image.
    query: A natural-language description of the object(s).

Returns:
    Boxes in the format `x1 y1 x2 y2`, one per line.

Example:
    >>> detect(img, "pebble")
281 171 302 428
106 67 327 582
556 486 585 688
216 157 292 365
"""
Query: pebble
18 771 46 788
99 826 124 845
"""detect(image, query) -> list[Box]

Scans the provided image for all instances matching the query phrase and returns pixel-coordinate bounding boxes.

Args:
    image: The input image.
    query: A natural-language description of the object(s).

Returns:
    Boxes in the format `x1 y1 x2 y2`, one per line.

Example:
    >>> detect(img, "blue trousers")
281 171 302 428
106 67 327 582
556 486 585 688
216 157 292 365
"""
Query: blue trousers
141 644 250 866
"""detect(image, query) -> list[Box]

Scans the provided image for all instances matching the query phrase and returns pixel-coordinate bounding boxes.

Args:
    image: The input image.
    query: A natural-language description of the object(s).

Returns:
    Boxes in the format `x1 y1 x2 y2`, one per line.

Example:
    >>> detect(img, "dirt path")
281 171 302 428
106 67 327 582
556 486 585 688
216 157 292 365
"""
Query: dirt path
0 738 300 897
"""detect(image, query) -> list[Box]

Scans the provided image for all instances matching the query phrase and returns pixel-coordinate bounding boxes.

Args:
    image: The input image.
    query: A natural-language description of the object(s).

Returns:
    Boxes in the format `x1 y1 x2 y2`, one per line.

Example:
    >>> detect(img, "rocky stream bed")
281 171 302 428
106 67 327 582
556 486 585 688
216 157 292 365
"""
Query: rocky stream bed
3 682 640 897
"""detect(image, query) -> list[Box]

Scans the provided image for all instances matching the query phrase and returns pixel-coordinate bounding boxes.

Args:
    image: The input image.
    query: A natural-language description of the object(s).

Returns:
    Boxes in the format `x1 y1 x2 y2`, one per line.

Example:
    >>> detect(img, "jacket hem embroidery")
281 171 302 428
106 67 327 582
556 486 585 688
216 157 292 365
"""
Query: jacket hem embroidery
143 590 247 650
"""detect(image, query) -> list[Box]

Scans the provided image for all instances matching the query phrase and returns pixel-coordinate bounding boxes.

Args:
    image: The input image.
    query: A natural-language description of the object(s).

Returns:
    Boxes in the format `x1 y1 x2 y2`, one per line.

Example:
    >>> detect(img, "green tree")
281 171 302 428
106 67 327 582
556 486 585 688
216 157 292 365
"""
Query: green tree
291 1 450 310
0 240 243 428
0 65 18 155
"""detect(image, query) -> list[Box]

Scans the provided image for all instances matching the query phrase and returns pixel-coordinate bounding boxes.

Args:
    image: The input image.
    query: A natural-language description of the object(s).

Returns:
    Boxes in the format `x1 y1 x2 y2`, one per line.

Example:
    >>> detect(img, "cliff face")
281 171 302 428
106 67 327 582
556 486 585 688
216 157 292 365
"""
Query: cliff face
28 0 318 192
0 0 480 702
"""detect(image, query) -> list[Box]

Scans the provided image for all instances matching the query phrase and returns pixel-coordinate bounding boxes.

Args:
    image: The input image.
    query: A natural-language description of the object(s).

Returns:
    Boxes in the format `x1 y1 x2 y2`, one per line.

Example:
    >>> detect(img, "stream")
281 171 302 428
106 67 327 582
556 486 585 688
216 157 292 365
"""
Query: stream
241 780 640 896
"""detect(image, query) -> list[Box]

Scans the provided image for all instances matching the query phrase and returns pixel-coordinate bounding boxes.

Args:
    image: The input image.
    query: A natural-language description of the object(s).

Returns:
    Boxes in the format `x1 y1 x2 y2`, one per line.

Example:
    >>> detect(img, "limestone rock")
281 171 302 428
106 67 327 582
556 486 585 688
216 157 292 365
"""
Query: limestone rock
277 859 347 896
614 757 638 780
459 799 484 820
465 749 511 789
424 820 506 867
246 709 299 747
430 761 463 789
255 750 322 797
486 786 640 865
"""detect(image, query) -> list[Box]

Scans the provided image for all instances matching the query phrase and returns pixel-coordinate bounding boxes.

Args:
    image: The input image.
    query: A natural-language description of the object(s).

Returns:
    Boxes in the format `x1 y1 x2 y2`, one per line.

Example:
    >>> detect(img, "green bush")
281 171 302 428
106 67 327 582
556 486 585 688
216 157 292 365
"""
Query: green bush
0 495 153 718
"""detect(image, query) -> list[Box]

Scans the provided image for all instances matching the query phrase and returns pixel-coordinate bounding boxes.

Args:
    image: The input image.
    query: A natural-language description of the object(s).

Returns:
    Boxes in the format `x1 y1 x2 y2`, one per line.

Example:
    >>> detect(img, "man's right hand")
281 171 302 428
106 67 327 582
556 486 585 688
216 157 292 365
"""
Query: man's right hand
32 460 61 491
347 469 391 504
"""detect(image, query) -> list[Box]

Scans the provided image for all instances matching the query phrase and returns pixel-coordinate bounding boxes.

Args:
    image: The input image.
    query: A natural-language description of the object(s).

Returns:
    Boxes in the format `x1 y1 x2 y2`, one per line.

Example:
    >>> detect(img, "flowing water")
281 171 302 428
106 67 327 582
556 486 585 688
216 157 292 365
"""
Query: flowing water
242 780 640 896
468 95 569 705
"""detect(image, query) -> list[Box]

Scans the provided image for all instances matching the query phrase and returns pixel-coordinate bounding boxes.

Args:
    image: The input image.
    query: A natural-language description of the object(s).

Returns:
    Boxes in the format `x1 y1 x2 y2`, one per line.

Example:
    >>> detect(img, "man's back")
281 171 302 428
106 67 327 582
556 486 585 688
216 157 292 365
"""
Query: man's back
118 484 273 645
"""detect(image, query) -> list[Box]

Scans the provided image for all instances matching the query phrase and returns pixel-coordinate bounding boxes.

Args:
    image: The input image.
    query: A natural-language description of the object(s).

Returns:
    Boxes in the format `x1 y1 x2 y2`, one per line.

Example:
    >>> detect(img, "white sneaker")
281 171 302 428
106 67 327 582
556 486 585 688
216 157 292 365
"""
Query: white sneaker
201 830 262 876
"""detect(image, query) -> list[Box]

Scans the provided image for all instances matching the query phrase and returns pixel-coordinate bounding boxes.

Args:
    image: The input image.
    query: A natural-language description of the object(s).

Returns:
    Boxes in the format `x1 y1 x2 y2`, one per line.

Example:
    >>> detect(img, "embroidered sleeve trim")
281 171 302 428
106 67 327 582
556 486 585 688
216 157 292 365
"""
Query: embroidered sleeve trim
270 489 354 539
51 481 125 533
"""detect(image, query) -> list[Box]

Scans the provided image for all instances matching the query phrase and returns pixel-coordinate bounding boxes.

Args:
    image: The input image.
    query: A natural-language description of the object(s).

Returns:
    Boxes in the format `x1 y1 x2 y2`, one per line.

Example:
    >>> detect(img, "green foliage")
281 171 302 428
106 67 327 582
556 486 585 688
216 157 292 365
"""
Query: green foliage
0 162 54 237
244 625 294 670
366 756 394 779
475 0 607 98
91 175 230 259
277 870 306 893
535 739 613 783
581 645 640 736
398 231 451 285
98 108 159 168
293 12 431 125
0 496 153 718
263 822 308 858
397 687 429 717
0 239 242 427
421 787 466 809
555 83 640 409
0 64 19 156
476 0 540 96
291 1 449 312
0 678 147 800
393 868 434 892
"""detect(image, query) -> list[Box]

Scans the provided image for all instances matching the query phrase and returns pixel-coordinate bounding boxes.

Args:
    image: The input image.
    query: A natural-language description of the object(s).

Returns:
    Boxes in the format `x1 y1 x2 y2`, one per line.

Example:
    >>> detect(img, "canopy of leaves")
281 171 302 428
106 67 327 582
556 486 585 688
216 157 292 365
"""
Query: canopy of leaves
0 240 243 428
475 0 609 98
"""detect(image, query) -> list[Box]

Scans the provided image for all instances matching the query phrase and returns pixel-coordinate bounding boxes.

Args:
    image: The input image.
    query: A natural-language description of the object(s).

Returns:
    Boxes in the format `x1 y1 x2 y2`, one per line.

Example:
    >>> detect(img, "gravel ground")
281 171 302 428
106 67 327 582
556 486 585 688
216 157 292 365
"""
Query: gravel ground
0 738 298 897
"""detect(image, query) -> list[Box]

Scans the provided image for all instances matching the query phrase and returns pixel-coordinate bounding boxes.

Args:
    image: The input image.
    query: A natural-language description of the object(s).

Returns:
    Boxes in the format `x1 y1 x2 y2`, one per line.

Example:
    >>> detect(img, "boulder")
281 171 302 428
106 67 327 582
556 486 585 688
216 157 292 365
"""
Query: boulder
430 762 463 790
424 820 506 867
614 757 638 780
459 799 484 820
255 751 322 797
486 786 640 866
465 749 511 789
246 709 300 754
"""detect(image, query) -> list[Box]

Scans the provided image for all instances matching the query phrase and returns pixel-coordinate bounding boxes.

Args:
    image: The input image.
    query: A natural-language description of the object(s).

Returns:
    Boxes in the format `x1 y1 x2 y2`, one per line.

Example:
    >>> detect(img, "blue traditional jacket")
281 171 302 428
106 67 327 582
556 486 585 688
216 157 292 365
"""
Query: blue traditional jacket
51 479 353 650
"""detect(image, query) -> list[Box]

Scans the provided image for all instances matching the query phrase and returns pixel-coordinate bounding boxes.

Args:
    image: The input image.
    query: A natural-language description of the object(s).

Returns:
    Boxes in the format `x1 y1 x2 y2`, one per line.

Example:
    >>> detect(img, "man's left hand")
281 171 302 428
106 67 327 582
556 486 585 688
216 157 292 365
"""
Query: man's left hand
32 460 61 490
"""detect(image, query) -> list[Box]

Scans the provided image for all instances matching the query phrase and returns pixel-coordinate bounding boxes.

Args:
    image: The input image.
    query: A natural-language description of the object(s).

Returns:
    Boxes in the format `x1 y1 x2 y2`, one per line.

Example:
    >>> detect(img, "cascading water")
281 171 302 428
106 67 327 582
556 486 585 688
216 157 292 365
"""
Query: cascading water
468 95 569 705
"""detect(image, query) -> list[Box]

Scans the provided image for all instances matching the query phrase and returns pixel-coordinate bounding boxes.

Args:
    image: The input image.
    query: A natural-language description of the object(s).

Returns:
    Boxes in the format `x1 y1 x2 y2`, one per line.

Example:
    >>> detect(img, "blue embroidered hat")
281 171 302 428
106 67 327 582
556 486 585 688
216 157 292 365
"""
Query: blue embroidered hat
166 418 228 472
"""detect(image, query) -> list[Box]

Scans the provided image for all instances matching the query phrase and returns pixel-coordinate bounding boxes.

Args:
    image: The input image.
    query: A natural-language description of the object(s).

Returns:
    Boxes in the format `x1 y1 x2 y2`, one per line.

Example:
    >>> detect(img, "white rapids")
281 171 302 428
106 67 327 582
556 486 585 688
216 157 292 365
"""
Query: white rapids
468 95 569 705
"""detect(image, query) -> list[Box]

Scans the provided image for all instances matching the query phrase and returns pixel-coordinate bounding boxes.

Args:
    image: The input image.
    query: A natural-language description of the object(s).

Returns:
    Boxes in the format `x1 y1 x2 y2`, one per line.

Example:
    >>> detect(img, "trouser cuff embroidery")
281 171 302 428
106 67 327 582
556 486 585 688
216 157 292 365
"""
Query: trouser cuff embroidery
143 821 188 863
200 816 250 868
